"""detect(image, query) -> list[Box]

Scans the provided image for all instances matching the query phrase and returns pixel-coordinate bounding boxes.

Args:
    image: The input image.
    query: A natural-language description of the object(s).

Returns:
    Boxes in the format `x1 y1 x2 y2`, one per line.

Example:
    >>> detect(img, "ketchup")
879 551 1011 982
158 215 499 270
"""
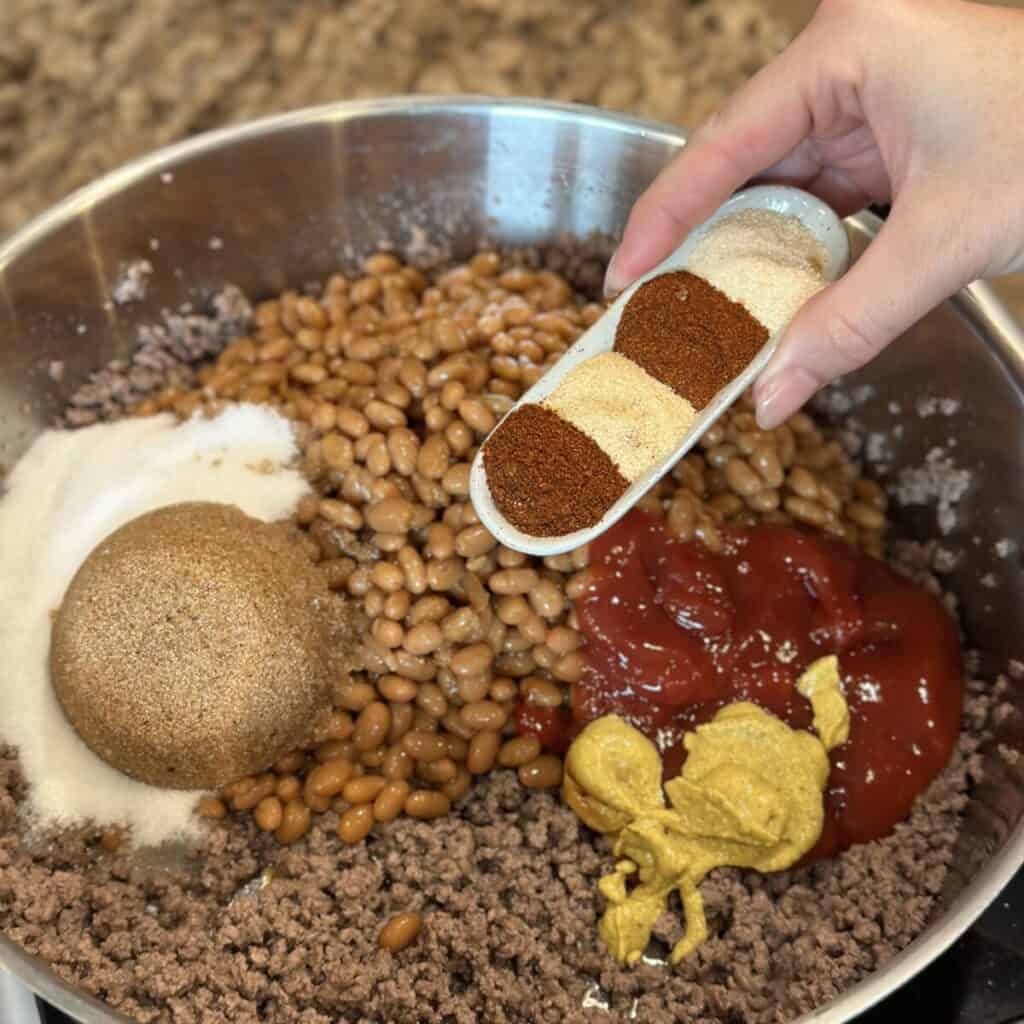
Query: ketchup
518 510 962 861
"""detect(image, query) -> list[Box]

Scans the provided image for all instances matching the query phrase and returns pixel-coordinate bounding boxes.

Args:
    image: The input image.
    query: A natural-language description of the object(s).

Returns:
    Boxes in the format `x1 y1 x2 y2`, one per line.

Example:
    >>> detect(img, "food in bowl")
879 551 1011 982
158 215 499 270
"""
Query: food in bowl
0 241 1014 1024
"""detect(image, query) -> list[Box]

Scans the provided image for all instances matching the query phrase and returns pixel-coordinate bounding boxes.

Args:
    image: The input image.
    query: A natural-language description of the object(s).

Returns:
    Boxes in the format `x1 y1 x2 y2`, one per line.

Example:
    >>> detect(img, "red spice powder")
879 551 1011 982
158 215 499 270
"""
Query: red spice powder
483 404 628 537
614 270 768 409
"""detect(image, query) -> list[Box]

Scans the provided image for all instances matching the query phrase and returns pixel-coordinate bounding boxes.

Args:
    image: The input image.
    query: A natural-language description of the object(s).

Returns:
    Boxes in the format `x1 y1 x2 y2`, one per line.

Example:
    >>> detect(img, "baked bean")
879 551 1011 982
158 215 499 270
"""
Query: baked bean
306 759 354 798
425 523 455 559
467 730 501 774
458 397 496 435
405 790 452 819
441 463 471 496
415 683 448 719
401 730 448 762
785 495 828 527
276 776 301 801
751 445 785 488
417 435 450 479
275 799 311 844
450 642 493 677
427 557 462 591
378 674 418 703
372 617 404 649
552 651 584 683
489 568 539 595
197 796 227 819
408 595 450 625
725 457 763 497
337 680 377 712
518 755 563 790
402 621 442 656
315 738 355 763
338 804 375 844
416 757 458 784
231 774 276 811
379 912 422 953
273 750 306 775
461 701 508 732
498 734 542 768
546 626 580 656
383 746 414 781
374 780 411 822
522 676 564 708
397 545 428 594
518 613 548 647
455 523 497 558
366 496 413 533
388 701 415 744
316 710 354 742
354 702 392 751
383 590 411 621
254 796 284 832
495 594 530 626
343 775 387 804
528 579 565 619
442 607 481 644
489 677 518 703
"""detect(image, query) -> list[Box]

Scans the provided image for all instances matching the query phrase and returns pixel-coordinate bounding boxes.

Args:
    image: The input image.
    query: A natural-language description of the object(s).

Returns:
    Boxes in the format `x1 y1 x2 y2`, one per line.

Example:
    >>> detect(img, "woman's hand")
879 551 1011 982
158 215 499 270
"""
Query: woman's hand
606 0 1024 428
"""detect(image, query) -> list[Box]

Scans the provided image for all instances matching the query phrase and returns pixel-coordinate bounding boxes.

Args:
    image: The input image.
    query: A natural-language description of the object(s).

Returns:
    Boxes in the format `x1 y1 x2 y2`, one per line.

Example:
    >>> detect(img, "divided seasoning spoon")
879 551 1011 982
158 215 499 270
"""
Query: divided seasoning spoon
468 185 851 557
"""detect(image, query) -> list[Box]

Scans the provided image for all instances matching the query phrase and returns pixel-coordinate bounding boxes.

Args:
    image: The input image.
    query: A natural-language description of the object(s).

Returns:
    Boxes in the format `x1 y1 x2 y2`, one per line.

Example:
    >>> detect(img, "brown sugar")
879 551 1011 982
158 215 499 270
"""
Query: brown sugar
614 270 769 409
50 501 355 790
483 404 628 536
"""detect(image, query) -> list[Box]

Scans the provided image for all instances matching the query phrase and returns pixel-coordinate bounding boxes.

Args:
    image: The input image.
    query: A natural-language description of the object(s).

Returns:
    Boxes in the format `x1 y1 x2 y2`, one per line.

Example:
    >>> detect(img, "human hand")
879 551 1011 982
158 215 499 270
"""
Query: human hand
606 0 1024 428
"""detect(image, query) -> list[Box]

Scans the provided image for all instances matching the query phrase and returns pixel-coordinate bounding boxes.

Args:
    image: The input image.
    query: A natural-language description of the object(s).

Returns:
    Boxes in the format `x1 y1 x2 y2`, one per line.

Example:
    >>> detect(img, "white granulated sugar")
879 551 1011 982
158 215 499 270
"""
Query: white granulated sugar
892 446 972 535
687 209 828 334
0 404 310 847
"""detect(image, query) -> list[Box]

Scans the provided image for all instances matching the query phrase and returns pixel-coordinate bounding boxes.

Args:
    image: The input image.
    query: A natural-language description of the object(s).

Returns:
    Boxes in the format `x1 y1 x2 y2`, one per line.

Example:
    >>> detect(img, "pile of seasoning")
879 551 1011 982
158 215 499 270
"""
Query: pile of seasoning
483 209 828 537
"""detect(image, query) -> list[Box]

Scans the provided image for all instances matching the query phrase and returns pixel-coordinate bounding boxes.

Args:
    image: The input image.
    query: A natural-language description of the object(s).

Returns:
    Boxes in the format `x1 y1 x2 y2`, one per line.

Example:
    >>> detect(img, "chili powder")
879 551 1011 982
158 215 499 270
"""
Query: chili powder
614 270 768 409
483 403 628 537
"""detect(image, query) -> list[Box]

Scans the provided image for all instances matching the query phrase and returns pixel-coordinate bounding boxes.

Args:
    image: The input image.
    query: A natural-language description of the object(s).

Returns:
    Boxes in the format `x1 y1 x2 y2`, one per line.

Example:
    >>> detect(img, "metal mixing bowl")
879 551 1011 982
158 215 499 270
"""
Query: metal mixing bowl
1 97 1023 1024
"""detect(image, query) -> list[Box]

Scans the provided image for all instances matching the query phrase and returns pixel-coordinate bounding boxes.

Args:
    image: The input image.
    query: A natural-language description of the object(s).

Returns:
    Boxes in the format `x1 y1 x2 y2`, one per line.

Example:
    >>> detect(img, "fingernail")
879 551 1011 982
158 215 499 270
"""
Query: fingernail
603 248 627 299
754 367 819 430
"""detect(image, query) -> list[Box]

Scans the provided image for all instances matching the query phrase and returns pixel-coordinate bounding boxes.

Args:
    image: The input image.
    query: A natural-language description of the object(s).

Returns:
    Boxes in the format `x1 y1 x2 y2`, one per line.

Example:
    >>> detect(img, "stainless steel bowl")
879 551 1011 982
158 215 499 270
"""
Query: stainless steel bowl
1 97 1023 1024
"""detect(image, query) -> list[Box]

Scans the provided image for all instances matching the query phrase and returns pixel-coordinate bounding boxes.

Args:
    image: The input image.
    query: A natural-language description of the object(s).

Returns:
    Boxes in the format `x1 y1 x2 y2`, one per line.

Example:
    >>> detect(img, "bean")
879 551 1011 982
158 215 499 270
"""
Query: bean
785 495 828 526
275 799 311 844
232 774 276 811
354 702 392 751
461 701 508 732
402 731 448 762
366 497 413 533
405 790 452 819
417 757 458 784
383 746 415 781
338 804 375 844
498 734 542 768
374 780 412 822
254 796 284 832
725 457 763 497
404 621 443 655
528 579 565 619
489 568 538 595
466 730 501 774
343 775 388 804
518 755 563 790
306 759 354 798
379 911 422 953
337 680 377 712
522 677 563 708
197 796 227 819
455 524 497 558
379 674 418 703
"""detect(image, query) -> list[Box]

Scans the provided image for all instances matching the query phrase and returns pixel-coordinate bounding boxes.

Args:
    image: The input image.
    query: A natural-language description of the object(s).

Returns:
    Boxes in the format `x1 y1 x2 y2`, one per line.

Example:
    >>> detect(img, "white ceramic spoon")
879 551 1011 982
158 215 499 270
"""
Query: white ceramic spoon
469 185 851 556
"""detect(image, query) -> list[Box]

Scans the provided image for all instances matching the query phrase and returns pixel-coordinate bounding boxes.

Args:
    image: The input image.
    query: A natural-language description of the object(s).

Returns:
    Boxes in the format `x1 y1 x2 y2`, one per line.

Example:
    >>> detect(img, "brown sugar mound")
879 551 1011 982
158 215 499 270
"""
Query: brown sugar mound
51 502 352 790
615 271 769 409
484 404 629 537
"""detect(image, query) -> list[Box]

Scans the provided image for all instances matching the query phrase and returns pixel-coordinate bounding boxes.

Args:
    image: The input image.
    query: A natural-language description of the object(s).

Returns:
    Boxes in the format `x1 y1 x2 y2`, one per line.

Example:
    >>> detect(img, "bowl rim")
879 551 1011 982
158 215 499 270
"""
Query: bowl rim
0 94 1022 1024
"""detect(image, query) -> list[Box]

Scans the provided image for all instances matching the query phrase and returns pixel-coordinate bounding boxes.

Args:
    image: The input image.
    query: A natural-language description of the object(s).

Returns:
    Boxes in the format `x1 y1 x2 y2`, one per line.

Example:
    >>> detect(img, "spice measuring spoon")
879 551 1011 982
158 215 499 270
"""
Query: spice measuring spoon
469 184 851 557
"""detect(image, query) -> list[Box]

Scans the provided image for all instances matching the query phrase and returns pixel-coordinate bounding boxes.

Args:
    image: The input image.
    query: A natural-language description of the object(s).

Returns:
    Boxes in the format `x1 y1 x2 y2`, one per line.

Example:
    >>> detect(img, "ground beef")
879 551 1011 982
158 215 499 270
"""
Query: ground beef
0 671 1011 1024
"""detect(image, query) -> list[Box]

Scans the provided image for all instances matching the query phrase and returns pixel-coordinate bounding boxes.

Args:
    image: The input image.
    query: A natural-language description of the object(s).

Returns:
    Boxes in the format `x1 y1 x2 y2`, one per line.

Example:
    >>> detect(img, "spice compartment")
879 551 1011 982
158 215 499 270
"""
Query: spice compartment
469 184 851 555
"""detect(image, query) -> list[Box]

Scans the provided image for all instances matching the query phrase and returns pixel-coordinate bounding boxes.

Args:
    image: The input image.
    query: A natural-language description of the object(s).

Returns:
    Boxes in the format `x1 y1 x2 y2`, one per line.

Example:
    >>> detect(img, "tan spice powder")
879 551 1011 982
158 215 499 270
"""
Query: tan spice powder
543 352 696 482
614 270 769 409
484 404 629 536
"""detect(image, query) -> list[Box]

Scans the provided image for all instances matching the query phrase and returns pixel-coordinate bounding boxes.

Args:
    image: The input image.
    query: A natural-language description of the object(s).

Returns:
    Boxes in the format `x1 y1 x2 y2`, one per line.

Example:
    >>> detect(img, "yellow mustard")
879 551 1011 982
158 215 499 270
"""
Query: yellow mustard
562 655 848 965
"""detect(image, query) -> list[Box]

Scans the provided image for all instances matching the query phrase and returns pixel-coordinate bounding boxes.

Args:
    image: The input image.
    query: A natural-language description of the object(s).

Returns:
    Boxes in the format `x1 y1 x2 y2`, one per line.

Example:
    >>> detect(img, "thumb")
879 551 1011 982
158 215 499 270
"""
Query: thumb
753 194 976 429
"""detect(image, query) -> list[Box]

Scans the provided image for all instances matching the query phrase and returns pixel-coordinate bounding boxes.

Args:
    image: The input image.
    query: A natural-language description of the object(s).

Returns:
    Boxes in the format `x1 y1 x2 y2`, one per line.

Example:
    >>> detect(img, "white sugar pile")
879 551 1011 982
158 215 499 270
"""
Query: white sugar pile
688 209 828 333
0 404 310 847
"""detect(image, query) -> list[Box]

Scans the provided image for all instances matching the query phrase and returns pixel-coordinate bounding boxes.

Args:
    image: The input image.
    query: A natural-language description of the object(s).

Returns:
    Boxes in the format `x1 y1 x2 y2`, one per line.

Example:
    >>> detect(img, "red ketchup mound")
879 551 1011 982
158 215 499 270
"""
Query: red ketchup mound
518 510 962 861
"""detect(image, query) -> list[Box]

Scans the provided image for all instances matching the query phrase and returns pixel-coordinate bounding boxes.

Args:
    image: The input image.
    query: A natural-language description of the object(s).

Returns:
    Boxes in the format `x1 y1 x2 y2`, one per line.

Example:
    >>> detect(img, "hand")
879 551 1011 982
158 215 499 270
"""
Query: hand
606 0 1024 428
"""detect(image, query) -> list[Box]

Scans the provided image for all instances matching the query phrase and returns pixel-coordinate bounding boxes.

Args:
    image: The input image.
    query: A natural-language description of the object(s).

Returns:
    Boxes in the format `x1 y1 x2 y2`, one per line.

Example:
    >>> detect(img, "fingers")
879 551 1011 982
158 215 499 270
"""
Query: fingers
605 40 818 295
753 191 974 429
